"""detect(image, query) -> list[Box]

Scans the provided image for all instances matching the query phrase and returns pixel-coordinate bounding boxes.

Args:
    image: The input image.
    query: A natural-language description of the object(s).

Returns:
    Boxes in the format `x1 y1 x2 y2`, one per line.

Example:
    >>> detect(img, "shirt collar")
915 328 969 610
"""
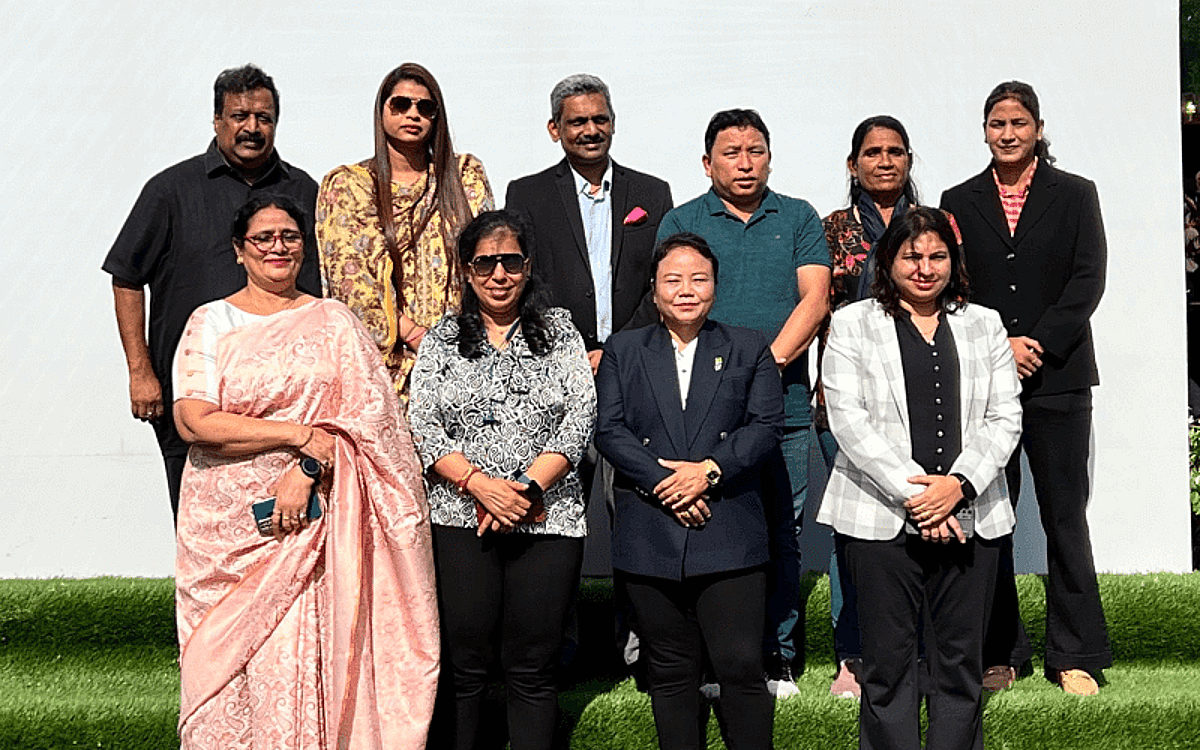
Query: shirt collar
571 160 613 199
991 156 1038 198
702 186 778 219
204 138 287 182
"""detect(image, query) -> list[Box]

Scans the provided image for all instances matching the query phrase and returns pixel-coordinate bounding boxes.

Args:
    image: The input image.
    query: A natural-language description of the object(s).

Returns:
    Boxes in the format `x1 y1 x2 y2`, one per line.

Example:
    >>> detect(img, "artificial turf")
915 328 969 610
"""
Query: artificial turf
1 573 1197 749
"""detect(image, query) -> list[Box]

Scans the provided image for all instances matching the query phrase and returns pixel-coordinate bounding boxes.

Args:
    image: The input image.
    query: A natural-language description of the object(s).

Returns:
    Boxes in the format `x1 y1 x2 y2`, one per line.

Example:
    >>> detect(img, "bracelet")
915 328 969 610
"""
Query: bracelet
403 326 423 347
455 466 480 493
298 425 314 450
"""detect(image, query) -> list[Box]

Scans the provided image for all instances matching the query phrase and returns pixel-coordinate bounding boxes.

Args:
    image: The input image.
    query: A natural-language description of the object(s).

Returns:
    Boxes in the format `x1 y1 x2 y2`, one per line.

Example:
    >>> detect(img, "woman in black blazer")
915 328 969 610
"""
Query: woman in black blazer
595 232 784 750
940 81 1111 696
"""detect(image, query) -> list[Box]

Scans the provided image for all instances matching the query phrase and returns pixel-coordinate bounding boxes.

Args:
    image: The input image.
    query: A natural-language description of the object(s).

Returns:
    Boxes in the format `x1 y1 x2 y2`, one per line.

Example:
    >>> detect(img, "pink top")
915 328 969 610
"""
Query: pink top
992 157 1039 235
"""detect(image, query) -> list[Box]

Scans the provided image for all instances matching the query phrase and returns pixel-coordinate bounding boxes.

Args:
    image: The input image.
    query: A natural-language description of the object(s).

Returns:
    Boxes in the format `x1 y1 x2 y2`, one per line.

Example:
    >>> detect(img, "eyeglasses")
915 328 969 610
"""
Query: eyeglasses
242 231 304 251
469 253 527 276
387 95 438 119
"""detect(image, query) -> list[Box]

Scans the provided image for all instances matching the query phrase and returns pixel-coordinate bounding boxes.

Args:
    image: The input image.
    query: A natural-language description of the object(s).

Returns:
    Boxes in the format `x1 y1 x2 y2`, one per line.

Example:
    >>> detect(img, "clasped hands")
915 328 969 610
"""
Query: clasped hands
468 474 542 537
903 474 966 544
655 458 712 529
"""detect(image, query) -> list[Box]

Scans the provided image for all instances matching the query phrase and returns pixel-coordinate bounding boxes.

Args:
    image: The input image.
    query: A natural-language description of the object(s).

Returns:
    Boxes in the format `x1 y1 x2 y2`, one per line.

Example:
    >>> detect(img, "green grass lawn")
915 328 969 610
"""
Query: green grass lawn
2 573 1198 749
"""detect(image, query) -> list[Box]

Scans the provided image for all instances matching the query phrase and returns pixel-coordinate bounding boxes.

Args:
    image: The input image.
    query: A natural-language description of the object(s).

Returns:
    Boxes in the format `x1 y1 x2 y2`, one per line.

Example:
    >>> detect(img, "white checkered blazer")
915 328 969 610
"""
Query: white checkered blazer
816 299 1021 540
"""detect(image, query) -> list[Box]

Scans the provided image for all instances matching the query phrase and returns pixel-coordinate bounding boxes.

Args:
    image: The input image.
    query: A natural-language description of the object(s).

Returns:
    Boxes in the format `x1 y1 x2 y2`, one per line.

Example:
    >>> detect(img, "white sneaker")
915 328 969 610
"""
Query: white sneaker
767 676 800 699
765 652 800 699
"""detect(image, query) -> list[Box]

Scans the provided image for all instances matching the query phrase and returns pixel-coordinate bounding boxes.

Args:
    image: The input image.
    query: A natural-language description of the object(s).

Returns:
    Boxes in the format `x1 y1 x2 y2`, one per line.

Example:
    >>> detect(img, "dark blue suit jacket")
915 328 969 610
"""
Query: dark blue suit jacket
595 320 784 580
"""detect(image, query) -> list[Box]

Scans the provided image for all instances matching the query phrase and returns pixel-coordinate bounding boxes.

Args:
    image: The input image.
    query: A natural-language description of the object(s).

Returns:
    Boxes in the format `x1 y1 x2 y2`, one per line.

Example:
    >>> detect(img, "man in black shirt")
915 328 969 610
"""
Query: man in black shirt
102 64 321 519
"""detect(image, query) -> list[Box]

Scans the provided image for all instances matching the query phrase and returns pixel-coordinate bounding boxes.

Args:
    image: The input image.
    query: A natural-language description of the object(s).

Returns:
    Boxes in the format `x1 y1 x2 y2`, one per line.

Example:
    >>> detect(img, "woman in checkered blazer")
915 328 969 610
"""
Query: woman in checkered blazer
816 207 1021 750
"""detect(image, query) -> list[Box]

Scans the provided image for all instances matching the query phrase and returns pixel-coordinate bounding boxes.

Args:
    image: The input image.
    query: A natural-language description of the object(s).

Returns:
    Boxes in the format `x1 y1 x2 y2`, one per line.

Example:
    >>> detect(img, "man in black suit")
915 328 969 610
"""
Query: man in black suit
940 81 1111 696
505 73 673 672
505 73 673 371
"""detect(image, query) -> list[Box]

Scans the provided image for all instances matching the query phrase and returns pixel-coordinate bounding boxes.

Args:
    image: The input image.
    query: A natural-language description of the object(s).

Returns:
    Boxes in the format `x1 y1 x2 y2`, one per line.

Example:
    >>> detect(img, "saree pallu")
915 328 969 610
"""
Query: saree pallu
175 299 438 749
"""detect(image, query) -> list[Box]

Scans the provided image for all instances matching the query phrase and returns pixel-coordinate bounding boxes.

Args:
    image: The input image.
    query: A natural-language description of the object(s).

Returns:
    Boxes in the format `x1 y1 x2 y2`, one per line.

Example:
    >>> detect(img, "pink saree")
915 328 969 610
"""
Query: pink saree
174 299 438 749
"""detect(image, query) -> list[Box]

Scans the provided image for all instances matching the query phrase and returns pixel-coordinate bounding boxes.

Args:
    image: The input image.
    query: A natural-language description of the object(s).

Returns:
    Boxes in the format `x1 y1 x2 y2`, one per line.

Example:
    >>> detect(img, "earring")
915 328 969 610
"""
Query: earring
236 256 244 265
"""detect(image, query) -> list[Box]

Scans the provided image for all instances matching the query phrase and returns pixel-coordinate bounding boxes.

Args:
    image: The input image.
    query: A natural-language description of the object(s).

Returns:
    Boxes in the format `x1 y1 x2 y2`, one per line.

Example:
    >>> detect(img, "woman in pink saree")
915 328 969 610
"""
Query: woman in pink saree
172 195 439 749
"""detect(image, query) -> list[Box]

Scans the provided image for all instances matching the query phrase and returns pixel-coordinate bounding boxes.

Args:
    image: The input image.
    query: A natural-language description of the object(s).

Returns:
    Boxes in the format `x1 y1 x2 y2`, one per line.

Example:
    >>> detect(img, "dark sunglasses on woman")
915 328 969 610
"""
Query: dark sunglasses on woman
469 253 528 276
387 95 438 119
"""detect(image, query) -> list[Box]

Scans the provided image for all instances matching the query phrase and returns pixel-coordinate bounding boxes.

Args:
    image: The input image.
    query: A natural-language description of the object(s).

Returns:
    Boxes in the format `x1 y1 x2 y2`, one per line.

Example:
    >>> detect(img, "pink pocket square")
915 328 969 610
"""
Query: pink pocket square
623 206 649 225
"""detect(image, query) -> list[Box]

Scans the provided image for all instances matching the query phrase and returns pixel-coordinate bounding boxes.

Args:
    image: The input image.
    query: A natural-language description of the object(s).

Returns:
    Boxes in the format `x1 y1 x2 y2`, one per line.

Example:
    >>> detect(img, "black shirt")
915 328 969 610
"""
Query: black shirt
895 313 961 475
102 140 321 456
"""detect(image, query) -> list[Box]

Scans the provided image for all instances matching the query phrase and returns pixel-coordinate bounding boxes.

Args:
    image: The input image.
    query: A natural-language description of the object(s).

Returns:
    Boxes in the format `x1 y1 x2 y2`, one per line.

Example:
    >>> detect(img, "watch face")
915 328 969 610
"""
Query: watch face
301 457 322 479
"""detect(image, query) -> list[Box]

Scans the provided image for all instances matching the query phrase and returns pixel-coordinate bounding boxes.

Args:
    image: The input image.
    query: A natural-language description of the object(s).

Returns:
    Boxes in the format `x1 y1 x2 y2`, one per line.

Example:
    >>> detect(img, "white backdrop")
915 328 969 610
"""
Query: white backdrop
0 0 1188 576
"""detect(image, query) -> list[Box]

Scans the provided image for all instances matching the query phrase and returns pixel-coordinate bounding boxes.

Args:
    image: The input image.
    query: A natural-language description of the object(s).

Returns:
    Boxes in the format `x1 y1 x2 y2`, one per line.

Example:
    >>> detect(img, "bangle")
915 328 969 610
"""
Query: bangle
298 425 314 450
404 326 423 347
455 466 480 492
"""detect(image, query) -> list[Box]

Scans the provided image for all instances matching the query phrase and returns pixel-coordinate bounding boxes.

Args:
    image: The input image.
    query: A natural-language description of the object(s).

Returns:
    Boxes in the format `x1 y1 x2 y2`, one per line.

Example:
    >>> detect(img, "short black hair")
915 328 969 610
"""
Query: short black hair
231 194 306 244
870 207 969 317
214 64 279 118
704 109 770 154
650 232 719 284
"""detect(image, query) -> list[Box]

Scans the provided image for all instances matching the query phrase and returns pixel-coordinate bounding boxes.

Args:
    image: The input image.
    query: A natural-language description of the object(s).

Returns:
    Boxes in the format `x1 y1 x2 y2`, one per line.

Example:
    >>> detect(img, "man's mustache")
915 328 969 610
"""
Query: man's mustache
237 133 266 146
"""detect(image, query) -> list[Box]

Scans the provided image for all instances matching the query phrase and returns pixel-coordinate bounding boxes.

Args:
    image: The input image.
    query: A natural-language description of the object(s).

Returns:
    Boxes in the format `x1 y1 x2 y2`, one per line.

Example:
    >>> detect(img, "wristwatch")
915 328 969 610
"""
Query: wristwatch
702 458 722 487
516 473 545 500
299 456 323 483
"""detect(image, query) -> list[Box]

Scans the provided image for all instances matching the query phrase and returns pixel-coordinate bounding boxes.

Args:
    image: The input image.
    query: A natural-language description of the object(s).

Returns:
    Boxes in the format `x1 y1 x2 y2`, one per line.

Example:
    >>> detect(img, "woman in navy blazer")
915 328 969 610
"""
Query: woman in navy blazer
596 232 784 750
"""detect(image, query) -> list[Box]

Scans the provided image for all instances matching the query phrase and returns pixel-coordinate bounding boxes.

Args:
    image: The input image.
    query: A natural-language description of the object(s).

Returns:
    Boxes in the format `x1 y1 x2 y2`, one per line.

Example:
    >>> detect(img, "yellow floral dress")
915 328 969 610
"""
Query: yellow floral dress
316 154 493 401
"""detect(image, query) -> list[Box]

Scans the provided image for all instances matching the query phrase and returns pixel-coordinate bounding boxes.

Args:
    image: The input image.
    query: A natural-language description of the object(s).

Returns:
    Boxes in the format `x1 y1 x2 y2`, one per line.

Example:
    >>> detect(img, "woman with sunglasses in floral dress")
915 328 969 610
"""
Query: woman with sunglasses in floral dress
317 62 493 404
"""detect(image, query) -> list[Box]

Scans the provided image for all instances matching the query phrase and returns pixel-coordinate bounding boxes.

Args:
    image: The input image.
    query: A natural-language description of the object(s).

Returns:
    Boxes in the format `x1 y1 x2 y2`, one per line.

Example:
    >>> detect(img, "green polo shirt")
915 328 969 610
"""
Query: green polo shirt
658 188 830 426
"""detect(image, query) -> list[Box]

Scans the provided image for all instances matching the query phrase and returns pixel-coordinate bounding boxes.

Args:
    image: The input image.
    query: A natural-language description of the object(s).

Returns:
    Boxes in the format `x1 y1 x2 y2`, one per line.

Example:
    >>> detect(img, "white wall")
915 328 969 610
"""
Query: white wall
0 0 1188 576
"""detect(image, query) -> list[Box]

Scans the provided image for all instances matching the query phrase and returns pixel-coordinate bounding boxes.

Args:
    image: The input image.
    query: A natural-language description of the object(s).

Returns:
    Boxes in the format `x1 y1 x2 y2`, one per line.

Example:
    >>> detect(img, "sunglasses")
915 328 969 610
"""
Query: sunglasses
469 253 528 276
387 95 438 119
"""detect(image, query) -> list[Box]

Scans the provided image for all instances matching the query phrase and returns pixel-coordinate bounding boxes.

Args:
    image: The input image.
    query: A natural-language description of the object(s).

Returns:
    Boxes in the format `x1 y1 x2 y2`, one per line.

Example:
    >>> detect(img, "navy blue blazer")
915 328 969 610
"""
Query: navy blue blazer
595 320 784 580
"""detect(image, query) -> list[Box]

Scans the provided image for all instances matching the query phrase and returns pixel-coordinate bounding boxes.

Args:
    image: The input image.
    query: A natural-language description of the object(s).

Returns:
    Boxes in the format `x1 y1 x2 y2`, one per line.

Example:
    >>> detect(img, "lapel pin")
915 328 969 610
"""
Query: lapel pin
714 356 723 371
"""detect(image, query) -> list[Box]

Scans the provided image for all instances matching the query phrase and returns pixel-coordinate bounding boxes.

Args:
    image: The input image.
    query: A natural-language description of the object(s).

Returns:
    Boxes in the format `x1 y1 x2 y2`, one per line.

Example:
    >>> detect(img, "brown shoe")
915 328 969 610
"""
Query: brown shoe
982 665 1016 692
1057 668 1099 696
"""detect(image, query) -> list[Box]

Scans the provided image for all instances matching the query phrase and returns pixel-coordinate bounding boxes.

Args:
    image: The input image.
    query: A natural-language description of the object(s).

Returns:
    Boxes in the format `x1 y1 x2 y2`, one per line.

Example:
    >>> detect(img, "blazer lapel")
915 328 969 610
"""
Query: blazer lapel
610 161 629 275
554 159 591 274
944 311 977 431
643 326 687 455
967 168 1015 249
1011 162 1059 246
868 303 911 432
684 322 730 449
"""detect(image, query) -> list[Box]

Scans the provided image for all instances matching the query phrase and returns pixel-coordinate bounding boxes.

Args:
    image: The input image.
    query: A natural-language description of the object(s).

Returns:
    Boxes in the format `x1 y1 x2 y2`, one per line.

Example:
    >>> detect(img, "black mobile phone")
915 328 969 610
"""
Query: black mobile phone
251 488 323 536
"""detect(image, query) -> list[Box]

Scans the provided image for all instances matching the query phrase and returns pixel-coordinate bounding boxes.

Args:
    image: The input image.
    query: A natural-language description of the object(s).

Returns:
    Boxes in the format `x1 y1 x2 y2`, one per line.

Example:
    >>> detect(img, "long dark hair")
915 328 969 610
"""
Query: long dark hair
370 63 475 305
455 211 551 359
846 115 919 206
871 207 970 317
984 80 1055 165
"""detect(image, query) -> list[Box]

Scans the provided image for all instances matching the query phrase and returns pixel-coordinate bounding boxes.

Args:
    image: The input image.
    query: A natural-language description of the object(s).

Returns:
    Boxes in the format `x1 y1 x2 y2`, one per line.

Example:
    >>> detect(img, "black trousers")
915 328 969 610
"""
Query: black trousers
982 390 1112 675
164 454 186 522
619 567 772 750
843 532 1000 750
430 525 584 750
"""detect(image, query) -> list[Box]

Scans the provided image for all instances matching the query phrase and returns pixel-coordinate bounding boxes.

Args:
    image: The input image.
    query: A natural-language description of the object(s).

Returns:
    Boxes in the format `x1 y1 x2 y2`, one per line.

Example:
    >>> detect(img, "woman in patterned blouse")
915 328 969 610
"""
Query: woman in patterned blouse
818 116 948 698
408 210 596 750
317 63 493 404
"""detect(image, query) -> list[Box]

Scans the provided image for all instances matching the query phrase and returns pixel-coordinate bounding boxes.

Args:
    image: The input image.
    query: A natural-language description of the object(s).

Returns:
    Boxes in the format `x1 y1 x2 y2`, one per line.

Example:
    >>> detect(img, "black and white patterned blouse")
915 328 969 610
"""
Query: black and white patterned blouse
408 307 597 537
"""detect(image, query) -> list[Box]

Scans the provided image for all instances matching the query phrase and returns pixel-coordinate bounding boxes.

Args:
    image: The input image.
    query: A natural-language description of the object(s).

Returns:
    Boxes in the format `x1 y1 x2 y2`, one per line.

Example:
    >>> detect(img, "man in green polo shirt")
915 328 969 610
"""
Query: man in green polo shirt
657 109 831 697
